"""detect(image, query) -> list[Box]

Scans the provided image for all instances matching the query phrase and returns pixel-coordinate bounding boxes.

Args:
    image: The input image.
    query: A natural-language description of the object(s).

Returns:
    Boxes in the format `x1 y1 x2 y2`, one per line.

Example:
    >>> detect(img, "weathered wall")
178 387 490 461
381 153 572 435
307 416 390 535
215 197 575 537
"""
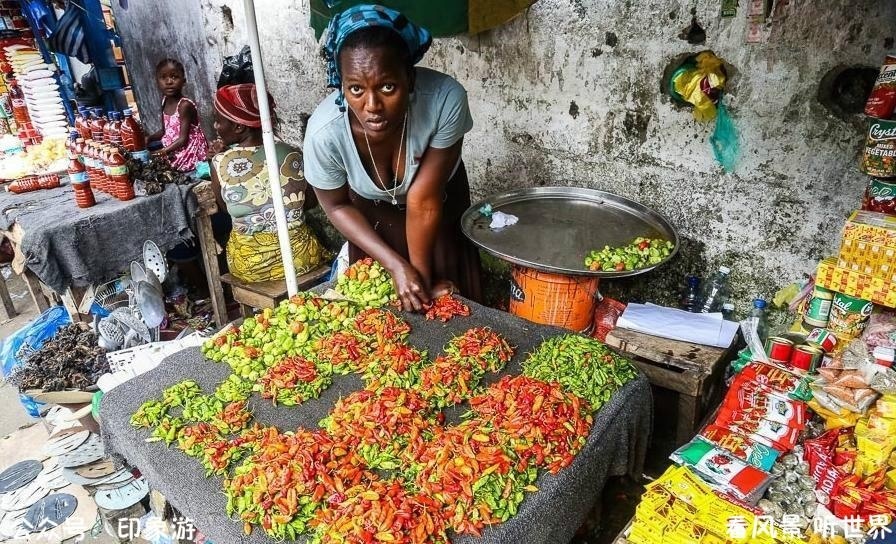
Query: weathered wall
124 0 895 312
111 1 219 136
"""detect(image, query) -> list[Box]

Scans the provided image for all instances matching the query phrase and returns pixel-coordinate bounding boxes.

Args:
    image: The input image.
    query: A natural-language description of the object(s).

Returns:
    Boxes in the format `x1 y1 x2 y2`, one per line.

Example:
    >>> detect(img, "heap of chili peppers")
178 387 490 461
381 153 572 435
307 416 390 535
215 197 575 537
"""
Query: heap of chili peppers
210 400 253 434
467 375 594 473
424 294 471 322
311 479 448 544
320 388 435 470
352 308 411 344
176 422 222 459
522 334 638 410
315 331 374 375
258 356 332 406
363 342 428 392
334 257 399 309
416 355 482 410
444 327 515 373
200 424 266 477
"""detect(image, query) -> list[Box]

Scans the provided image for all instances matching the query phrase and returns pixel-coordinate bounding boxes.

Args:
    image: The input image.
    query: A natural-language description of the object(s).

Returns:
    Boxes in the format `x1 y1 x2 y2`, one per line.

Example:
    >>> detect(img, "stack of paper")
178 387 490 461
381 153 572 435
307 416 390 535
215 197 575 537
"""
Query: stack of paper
616 303 739 348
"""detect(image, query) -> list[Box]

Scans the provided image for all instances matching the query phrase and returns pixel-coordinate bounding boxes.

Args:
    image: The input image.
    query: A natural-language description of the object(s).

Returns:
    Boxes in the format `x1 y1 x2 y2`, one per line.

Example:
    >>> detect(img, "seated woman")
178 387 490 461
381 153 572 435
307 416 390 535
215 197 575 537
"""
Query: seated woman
210 84 329 283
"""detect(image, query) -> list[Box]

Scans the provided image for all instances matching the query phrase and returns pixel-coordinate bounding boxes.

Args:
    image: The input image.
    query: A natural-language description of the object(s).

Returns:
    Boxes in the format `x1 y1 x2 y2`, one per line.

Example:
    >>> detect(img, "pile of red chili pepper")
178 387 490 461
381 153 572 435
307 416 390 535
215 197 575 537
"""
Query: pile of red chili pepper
408 420 538 536
352 308 411 344
210 400 253 434
315 331 374 375
467 375 594 473
444 327 515 373
200 424 266 476
320 387 435 471
363 342 428 392
175 422 221 459
311 479 448 544
258 356 333 406
424 294 471 322
416 355 482 410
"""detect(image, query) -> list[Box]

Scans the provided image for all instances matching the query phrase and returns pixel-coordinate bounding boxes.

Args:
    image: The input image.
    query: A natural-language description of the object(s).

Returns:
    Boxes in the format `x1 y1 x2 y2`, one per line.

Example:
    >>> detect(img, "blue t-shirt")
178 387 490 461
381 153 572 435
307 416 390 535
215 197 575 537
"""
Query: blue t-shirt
303 68 474 202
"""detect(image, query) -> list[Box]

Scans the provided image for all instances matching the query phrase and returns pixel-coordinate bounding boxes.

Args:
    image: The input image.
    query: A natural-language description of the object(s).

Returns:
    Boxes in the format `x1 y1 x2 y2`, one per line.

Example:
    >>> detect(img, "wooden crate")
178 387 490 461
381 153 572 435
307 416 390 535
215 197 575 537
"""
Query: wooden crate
605 327 735 445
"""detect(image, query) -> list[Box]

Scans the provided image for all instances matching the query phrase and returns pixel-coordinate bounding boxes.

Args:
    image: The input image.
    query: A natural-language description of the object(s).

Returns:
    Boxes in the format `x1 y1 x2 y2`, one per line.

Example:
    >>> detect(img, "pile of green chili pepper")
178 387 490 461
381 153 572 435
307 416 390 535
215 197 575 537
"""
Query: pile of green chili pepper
335 257 399 308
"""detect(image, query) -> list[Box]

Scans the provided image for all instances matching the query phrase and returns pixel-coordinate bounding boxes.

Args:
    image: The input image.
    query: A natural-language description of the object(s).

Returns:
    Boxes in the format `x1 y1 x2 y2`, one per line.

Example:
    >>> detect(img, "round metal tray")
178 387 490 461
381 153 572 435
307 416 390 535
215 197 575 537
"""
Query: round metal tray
461 187 679 278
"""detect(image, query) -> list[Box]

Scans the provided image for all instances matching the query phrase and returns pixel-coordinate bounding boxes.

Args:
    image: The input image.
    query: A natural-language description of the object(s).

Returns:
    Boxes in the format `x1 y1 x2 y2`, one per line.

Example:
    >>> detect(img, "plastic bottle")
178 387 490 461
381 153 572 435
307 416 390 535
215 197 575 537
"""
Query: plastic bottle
68 149 95 208
7 79 29 126
678 275 701 312
67 130 79 154
750 298 769 343
121 108 149 162
107 112 123 147
698 266 731 313
84 142 101 193
89 108 106 142
108 147 134 200
722 302 736 321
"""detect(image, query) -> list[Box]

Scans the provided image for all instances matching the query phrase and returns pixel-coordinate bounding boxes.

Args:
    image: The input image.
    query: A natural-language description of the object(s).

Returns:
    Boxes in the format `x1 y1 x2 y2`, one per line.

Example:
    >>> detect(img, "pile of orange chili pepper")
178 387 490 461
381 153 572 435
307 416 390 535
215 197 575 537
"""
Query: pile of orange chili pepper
258 356 332 406
417 355 481 410
315 331 374 375
353 308 411 344
210 400 253 434
364 342 428 392
424 294 471 322
444 327 515 373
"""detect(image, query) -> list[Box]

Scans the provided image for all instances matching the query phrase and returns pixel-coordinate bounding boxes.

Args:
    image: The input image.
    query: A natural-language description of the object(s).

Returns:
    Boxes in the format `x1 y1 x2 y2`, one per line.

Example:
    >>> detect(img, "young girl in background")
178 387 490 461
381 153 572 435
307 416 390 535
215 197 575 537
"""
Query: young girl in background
148 58 209 172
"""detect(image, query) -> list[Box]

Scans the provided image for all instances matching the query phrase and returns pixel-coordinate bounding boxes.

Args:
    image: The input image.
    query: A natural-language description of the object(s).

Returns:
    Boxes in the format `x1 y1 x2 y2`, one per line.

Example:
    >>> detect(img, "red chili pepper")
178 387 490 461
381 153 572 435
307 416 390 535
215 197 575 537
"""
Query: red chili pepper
424 294 471 322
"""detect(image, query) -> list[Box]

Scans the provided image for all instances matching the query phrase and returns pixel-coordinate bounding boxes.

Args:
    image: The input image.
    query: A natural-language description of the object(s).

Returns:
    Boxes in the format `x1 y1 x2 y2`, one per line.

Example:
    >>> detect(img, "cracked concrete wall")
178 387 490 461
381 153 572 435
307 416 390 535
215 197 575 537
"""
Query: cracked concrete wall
119 0 894 313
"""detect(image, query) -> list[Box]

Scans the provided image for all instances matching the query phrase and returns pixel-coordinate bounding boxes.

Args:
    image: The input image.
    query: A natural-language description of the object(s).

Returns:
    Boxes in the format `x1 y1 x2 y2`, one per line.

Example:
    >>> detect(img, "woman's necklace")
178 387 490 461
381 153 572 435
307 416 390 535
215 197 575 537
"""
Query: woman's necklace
360 112 407 206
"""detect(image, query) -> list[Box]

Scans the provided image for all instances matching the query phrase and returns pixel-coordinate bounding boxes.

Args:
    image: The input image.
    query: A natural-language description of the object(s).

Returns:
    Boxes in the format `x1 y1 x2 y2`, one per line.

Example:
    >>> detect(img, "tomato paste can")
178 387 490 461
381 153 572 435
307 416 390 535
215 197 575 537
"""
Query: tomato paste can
803 285 834 328
861 118 896 178
765 336 794 364
806 328 838 353
791 345 823 372
866 55 896 118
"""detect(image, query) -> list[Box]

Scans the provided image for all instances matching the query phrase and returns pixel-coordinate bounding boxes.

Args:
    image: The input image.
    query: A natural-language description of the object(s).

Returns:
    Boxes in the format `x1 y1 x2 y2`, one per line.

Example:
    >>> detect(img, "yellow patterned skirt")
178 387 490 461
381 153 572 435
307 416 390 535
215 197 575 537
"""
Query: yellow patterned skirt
226 223 330 283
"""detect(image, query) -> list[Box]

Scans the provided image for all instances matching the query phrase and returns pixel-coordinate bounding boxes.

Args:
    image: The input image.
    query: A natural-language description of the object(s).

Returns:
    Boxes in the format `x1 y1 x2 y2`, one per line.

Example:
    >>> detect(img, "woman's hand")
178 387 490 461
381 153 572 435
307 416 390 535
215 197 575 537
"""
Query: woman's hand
207 138 226 159
389 260 431 312
430 280 457 299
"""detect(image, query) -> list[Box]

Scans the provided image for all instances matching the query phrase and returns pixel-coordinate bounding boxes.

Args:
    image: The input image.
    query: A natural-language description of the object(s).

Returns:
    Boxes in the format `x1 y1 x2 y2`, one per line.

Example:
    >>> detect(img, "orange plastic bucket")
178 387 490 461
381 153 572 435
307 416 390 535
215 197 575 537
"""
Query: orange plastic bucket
508 266 599 332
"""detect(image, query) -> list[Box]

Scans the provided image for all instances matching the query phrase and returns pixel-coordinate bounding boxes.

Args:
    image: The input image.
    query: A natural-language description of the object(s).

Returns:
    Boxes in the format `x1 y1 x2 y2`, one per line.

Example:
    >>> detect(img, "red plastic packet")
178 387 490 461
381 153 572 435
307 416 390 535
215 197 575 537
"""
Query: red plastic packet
724 377 808 428
592 297 626 342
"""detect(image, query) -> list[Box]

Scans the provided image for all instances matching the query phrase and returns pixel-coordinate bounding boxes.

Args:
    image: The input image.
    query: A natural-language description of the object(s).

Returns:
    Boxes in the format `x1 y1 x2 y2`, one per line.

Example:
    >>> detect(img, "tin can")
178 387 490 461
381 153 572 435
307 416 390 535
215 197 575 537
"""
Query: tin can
862 177 896 216
806 328 838 352
861 118 896 178
866 56 896 118
765 336 794 364
828 293 873 342
791 345 823 372
803 285 833 328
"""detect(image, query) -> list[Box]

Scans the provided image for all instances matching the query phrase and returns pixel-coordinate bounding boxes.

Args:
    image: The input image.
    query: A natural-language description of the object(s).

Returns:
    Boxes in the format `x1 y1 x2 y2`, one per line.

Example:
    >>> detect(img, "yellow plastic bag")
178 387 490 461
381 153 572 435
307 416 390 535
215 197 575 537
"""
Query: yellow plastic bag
672 52 727 122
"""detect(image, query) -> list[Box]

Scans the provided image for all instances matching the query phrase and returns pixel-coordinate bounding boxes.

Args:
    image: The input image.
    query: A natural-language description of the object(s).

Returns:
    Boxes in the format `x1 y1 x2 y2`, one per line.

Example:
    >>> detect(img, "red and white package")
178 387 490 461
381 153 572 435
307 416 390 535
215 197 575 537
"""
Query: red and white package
724 378 808 428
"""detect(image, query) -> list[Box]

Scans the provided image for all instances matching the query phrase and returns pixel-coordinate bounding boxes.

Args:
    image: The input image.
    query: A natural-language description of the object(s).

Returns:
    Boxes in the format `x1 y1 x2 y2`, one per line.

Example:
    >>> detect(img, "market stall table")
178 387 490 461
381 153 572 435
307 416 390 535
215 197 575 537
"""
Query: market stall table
99 297 653 544
0 182 199 308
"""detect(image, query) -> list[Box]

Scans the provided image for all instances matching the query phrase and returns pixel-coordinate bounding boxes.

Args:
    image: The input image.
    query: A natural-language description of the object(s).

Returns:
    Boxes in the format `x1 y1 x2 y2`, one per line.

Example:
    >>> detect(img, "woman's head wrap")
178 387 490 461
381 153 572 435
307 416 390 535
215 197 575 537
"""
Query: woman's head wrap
214 84 274 128
323 4 432 111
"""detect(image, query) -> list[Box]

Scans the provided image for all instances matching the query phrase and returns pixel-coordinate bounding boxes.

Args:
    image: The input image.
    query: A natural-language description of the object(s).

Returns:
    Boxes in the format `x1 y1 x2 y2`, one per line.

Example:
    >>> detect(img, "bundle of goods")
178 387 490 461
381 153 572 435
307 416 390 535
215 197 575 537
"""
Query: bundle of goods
127 156 191 195
5 323 108 392
134 259 640 541
4 46 67 140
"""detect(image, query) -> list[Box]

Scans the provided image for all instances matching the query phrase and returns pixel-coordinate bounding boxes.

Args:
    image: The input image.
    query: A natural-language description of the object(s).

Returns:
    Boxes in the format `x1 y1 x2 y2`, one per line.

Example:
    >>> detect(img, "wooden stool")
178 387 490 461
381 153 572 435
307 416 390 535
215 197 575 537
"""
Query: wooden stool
220 265 332 318
605 327 736 446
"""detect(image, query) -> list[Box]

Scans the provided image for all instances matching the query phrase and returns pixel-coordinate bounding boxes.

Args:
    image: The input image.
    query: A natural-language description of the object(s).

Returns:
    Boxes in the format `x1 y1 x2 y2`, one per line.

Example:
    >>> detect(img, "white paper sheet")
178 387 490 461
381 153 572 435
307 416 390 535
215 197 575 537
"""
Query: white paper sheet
616 303 739 348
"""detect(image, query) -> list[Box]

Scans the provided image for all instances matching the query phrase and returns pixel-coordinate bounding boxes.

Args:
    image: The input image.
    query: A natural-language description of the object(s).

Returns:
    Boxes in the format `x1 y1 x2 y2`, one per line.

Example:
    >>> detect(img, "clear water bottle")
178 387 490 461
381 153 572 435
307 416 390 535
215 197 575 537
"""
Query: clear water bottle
750 298 769 344
722 302 736 321
698 266 731 313
679 275 701 312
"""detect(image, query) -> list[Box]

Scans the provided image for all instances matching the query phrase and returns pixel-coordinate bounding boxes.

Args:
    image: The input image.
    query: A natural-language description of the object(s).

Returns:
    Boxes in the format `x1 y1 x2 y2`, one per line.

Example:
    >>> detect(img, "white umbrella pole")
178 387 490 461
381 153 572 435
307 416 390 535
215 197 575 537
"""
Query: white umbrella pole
243 0 299 296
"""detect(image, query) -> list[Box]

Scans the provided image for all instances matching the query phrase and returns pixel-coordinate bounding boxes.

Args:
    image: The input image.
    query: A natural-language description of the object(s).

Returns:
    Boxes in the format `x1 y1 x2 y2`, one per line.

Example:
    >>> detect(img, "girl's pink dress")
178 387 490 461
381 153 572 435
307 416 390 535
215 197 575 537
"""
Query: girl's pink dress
161 97 209 172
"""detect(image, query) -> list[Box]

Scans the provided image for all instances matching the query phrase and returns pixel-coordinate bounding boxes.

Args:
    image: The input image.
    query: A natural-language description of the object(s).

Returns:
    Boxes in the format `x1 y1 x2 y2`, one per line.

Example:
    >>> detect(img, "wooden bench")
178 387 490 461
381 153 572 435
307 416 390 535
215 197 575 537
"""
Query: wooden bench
605 327 736 446
220 265 332 318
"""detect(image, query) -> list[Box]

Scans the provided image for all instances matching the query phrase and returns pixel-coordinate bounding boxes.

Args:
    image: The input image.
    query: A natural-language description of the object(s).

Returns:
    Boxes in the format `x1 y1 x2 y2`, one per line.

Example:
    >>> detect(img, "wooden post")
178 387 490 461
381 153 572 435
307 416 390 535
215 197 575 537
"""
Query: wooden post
192 182 227 328
0 273 15 319
22 269 50 312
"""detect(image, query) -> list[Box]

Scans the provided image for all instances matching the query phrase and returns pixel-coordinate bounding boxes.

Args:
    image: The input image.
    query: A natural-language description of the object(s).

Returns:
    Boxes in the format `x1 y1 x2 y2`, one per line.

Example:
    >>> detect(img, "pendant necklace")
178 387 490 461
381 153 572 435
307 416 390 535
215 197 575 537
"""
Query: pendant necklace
360 111 407 206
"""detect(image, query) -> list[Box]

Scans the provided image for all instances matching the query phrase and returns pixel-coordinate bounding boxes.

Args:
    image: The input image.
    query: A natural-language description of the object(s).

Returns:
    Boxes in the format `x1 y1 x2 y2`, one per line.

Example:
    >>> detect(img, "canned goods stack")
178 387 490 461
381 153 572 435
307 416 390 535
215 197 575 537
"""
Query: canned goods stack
862 56 896 214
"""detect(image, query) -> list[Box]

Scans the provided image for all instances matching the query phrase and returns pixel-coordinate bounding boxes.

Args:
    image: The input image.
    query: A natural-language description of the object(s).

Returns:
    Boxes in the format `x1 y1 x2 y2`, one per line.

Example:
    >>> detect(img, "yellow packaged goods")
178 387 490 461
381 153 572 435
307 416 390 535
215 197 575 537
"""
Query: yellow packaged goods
877 394 896 418
816 257 896 308
888 468 896 489
839 210 896 282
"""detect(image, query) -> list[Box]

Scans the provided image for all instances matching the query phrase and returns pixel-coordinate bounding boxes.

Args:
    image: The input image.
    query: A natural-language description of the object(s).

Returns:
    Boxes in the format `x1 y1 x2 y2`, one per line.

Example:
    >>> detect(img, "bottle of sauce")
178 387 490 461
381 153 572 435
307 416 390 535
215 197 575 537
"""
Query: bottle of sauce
7 79 29 126
68 149 95 208
84 142 101 193
108 148 134 201
89 108 106 143
67 131 79 154
121 108 149 162
74 137 85 162
106 112 123 147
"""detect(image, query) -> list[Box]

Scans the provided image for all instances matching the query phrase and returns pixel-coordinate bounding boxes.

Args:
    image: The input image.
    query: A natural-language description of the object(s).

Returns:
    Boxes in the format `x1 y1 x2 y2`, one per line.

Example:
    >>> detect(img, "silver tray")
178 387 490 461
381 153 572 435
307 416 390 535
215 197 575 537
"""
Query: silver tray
461 187 679 277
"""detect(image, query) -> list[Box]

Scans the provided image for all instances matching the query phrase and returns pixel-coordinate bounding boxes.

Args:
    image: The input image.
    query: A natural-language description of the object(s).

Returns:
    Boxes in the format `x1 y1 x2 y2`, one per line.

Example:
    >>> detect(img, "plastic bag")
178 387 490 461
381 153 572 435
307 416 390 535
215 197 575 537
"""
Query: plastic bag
217 45 254 88
711 101 739 173
592 296 626 342
864 309 896 351
0 306 70 416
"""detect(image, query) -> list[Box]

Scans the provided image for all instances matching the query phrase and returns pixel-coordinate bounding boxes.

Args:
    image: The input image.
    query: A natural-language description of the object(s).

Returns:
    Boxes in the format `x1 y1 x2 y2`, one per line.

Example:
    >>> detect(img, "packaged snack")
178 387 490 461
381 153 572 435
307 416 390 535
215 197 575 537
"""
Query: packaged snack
671 437 772 503
724 385 808 427
700 425 780 471
738 363 813 400
715 406 803 452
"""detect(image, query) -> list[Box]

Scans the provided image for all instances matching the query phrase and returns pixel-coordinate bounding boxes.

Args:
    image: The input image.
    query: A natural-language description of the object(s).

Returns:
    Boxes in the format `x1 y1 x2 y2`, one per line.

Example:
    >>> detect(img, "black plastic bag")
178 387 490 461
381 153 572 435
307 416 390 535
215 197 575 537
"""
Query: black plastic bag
217 45 254 88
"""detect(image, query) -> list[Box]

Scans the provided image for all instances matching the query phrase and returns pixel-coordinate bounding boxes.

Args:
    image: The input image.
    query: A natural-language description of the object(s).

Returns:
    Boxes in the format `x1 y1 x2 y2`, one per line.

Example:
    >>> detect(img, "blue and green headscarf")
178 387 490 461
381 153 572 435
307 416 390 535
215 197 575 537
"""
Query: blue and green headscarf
323 4 432 111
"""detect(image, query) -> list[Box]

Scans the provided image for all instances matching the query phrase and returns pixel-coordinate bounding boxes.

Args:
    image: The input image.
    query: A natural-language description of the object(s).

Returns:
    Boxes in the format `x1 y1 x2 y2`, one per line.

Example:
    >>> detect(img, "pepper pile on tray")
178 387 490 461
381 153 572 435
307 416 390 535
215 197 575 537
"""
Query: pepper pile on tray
131 258 639 542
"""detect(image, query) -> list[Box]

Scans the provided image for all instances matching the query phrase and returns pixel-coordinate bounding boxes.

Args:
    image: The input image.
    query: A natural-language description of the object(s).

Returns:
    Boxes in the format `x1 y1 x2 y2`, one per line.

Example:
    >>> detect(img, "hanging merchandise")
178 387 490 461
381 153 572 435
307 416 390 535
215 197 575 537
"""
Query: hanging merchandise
46 3 91 64
670 51 740 172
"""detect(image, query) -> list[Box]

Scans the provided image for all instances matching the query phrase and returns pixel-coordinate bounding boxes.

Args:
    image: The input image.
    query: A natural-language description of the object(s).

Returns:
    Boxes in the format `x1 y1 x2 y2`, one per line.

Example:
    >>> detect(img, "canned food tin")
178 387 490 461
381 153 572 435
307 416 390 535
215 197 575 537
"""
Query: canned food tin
862 118 896 178
862 177 896 216
766 337 794 364
806 328 838 352
828 293 873 342
791 345 823 372
803 285 833 328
